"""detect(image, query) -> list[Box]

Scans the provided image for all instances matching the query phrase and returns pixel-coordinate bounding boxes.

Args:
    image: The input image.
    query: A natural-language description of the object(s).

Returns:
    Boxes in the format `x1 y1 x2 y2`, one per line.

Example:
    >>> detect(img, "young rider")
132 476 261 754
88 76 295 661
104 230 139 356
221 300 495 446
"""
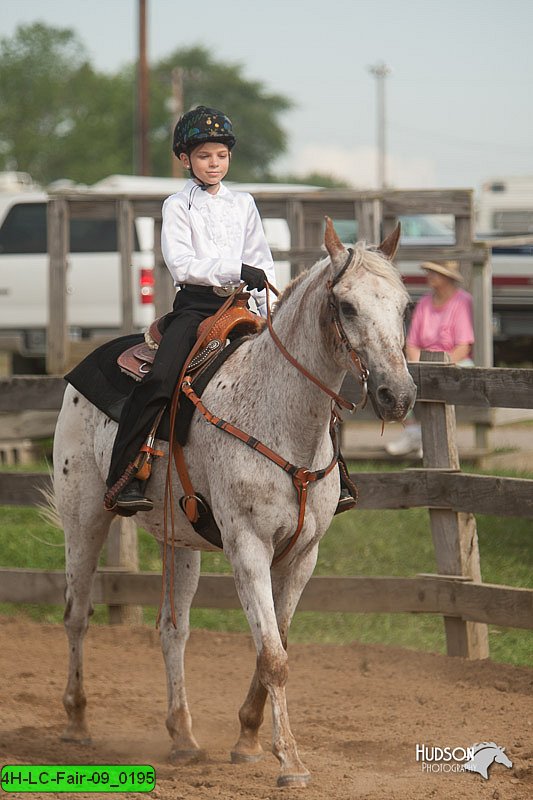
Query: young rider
106 105 276 513
106 104 356 516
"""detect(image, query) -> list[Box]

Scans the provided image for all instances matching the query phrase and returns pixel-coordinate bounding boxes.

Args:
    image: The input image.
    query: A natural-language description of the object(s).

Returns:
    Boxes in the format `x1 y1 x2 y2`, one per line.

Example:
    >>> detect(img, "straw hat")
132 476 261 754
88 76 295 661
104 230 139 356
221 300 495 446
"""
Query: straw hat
421 260 463 283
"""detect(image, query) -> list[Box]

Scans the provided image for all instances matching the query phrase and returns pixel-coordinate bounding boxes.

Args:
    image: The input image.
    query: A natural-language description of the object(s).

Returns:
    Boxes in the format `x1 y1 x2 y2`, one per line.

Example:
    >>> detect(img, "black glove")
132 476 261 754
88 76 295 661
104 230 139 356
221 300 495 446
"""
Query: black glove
241 263 267 292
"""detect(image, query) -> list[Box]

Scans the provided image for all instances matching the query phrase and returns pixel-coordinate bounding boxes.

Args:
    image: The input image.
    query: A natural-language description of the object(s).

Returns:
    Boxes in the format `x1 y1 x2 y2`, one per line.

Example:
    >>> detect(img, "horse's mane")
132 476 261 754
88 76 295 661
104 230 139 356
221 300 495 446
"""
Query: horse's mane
273 242 407 315
273 259 327 313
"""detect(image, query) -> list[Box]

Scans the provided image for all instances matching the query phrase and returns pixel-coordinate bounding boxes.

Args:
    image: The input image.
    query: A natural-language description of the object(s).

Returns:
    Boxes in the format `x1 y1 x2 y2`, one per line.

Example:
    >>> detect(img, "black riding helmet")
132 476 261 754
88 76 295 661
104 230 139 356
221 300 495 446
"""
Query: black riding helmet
172 105 236 158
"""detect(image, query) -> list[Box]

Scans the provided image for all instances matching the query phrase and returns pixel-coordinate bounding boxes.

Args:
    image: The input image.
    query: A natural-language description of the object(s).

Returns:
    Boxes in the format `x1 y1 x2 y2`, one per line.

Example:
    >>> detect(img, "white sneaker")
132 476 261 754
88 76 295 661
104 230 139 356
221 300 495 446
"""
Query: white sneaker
385 426 422 456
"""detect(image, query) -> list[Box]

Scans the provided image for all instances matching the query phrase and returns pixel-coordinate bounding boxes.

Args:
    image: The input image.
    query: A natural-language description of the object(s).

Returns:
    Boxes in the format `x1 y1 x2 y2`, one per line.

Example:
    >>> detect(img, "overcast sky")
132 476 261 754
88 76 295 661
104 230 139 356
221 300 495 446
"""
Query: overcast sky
3 0 533 191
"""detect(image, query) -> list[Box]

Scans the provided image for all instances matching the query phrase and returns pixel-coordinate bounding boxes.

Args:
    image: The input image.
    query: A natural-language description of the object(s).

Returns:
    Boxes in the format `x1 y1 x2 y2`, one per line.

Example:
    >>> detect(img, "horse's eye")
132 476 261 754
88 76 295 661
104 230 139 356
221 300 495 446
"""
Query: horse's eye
340 301 357 319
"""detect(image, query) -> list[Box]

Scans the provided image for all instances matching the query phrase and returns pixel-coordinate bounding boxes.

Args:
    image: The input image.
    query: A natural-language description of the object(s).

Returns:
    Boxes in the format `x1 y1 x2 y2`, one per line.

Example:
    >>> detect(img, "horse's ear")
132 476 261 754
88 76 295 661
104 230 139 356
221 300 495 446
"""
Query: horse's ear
324 215 348 268
379 222 401 260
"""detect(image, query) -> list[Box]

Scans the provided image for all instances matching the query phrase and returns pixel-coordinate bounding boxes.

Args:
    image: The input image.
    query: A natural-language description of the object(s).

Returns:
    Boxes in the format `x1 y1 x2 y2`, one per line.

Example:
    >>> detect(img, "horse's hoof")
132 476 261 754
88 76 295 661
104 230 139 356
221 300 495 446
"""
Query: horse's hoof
230 749 264 764
277 772 311 788
169 748 206 764
60 731 92 746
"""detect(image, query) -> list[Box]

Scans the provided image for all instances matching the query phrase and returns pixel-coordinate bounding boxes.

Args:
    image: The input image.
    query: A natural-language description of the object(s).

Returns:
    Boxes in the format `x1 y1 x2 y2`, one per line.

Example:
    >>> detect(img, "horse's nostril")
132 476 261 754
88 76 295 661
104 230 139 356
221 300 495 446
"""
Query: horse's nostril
377 385 396 409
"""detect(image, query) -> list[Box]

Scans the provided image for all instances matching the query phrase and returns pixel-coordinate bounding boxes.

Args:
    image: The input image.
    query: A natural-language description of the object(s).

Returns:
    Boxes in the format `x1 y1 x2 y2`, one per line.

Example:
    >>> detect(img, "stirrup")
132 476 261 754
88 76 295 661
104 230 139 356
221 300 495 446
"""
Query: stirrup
334 494 357 515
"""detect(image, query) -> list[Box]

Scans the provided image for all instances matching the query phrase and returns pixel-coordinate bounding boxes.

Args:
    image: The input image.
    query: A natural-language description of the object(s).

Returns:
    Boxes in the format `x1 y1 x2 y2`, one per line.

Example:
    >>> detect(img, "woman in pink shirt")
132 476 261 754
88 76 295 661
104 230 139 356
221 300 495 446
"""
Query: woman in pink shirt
386 260 474 456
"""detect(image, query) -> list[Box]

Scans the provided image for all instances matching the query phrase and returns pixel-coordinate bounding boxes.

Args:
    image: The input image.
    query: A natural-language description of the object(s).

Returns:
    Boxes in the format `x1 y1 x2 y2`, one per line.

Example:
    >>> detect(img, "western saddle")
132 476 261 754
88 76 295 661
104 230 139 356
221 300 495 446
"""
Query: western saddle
117 293 265 382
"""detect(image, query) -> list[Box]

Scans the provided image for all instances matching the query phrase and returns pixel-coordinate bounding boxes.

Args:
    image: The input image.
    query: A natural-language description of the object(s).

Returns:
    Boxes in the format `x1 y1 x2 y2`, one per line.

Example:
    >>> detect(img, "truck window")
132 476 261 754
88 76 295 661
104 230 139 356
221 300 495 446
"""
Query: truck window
0 202 141 254
0 202 47 253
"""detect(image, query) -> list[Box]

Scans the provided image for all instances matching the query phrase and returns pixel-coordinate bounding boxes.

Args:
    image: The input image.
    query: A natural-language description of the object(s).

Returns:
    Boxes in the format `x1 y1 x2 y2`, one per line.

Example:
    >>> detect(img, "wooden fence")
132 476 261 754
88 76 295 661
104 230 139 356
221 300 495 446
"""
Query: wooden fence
46 187 493 374
1 359 532 661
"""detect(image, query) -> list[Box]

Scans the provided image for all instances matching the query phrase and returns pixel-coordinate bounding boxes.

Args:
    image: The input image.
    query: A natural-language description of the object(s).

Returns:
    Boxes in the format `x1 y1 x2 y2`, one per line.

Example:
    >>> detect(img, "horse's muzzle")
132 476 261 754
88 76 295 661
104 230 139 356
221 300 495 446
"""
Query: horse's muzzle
373 384 416 421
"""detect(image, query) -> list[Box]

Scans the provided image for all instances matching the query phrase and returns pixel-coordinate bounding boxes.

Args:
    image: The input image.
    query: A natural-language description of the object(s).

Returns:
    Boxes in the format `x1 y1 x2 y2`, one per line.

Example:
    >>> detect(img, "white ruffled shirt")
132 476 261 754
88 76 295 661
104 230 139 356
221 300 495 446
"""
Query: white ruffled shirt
161 179 276 317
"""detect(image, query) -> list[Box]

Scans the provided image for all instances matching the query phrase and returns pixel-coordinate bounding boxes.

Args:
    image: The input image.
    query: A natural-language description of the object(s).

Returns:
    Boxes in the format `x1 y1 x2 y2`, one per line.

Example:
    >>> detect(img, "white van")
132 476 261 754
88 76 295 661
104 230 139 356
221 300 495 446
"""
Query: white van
477 176 533 234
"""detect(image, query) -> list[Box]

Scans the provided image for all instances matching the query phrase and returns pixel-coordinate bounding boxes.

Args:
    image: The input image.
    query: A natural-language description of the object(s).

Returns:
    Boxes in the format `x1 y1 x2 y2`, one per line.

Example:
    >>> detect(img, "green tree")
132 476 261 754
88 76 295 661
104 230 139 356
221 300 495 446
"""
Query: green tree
0 27 292 184
0 23 135 184
150 46 292 181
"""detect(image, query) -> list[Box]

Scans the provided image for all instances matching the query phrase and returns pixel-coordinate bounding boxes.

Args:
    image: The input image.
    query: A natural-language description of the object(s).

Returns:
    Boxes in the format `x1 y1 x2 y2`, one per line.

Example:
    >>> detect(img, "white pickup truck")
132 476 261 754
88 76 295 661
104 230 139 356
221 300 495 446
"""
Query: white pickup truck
0 174 161 371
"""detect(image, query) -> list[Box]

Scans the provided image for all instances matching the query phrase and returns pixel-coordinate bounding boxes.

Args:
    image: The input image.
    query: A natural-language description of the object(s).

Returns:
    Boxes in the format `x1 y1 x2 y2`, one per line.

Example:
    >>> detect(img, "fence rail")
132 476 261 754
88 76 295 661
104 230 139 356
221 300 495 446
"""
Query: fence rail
45 187 494 373
1 361 532 659
3 470 533 520
0 569 531 631
2 364 533 414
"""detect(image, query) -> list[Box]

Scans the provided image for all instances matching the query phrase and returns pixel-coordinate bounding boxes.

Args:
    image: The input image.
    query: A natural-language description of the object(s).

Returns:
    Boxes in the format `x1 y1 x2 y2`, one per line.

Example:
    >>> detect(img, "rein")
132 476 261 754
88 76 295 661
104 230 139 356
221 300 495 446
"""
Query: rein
263 249 369 413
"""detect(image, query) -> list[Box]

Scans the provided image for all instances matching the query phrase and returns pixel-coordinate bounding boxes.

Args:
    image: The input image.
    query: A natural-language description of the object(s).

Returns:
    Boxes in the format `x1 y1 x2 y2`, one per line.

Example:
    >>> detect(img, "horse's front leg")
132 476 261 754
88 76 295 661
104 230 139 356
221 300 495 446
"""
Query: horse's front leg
228 535 314 788
158 545 204 762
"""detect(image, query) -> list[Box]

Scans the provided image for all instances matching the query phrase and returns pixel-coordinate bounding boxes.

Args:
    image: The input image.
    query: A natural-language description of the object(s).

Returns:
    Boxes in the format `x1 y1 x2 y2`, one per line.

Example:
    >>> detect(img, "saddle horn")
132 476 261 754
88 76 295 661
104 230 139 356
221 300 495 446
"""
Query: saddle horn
379 222 401 260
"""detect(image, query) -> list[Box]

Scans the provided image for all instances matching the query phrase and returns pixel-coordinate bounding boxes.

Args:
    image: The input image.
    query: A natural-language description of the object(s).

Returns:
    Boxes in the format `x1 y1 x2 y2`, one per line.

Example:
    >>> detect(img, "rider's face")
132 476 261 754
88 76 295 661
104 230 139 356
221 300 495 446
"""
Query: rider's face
180 143 230 187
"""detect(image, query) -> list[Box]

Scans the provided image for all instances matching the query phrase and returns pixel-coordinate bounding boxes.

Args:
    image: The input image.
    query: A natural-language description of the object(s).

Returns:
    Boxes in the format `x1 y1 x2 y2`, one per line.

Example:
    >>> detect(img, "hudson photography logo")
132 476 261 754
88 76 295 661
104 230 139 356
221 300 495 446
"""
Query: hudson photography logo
416 741 513 779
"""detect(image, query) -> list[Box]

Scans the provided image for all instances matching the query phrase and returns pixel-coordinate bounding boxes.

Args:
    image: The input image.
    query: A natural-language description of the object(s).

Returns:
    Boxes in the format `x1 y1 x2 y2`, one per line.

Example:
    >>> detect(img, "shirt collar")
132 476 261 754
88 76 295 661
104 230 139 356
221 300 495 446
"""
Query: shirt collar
185 179 234 208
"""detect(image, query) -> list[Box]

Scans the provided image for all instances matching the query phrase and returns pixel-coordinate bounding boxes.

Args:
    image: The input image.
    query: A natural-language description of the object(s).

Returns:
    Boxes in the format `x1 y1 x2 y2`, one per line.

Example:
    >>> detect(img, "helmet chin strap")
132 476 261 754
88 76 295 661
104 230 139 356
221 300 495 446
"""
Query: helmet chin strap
186 170 220 209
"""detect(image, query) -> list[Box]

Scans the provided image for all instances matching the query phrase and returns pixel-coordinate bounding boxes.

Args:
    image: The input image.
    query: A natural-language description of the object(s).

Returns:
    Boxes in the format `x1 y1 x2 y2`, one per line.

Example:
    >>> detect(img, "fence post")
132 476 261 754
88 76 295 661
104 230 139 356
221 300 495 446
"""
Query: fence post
47 197 69 375
287 199 305 278
106 518 143 625
354 199 380 243
117 199 134 335
416 351 489 659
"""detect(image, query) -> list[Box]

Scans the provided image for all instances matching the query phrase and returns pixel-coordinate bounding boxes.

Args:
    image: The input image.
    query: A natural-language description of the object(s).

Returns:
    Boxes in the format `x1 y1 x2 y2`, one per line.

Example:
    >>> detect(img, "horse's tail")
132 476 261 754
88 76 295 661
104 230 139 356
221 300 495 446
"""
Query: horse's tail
36 468 63 531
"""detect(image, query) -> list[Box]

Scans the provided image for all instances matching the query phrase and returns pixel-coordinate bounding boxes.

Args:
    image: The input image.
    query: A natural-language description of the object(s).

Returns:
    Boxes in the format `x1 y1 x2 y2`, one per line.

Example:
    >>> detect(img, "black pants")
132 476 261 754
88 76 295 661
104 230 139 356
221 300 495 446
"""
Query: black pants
106 287 227 488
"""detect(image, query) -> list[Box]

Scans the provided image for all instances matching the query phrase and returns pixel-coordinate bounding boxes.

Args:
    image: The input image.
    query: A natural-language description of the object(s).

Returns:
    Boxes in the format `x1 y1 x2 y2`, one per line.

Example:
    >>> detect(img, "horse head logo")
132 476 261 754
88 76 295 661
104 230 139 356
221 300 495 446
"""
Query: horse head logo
464 742 513 780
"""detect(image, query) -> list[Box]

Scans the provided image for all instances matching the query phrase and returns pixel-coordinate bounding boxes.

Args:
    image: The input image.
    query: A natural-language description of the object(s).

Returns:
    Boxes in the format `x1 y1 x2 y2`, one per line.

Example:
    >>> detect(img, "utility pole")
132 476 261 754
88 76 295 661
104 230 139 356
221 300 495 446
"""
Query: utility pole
137 0 150 175
171 67 185 178
368 61 391 189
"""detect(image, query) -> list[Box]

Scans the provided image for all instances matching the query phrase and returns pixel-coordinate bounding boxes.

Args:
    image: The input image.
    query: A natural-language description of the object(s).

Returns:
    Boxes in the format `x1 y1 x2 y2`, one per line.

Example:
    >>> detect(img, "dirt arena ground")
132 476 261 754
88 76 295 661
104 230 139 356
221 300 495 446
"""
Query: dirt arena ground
0 618 531 800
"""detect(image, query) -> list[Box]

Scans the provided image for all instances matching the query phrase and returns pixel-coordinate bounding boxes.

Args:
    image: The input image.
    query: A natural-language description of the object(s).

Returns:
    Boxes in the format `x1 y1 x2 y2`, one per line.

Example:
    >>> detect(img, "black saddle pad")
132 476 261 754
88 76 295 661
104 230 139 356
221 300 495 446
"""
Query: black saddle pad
65 333 245 445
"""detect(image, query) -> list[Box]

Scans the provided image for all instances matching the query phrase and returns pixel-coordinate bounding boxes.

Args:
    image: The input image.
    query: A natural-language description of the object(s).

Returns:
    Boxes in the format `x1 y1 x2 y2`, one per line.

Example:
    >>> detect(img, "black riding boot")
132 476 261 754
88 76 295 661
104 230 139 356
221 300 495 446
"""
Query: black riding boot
115 478 154 516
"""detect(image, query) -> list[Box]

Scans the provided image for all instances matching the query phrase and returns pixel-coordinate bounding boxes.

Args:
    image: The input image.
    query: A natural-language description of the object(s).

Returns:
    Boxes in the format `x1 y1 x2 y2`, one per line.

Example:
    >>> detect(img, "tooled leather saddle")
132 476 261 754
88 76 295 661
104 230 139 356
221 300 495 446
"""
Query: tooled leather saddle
117 293 265 382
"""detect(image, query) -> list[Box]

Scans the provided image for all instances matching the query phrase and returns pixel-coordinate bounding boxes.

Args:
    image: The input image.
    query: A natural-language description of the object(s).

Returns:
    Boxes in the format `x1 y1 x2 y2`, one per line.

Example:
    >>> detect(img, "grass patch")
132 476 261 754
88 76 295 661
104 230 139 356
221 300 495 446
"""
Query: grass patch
0 460 532 667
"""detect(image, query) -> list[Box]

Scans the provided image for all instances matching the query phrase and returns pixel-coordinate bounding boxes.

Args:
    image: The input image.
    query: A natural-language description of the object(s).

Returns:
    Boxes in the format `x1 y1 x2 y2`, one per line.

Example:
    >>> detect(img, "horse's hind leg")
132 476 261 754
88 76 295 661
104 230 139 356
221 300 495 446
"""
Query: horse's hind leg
159 546 204 762
60 506 111 743
54 399 112 743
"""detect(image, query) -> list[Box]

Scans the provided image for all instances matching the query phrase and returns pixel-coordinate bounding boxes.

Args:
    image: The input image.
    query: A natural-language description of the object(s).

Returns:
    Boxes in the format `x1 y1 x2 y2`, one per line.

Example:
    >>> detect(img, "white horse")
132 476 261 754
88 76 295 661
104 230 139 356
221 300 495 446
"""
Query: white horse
53 220 416 788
